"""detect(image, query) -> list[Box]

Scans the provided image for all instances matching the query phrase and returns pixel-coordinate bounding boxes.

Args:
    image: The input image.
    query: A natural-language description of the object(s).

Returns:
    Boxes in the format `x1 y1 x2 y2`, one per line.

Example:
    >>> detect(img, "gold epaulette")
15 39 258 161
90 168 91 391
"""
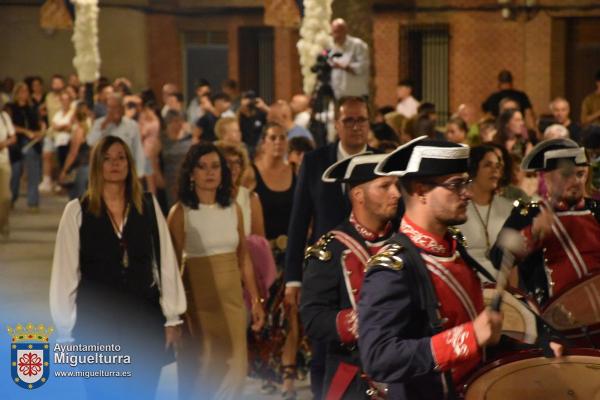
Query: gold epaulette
448 226 468 248
305 232 335 262
513 199 540 216
365 243 404 272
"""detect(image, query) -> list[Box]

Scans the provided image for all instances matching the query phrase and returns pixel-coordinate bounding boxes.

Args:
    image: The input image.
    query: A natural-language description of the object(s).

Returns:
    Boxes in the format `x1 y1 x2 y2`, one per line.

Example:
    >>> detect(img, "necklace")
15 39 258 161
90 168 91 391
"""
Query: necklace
472 195 493 258
106 203 130 268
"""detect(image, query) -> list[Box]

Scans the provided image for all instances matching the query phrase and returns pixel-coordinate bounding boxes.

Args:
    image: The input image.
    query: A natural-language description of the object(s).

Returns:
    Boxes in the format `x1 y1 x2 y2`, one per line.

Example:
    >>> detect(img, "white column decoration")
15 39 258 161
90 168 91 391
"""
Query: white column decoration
71 0 100 83
297 0 333 95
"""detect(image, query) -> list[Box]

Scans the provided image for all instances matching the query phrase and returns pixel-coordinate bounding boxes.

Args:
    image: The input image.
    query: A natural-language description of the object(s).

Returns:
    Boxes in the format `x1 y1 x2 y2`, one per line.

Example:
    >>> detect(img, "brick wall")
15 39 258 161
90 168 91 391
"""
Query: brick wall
372 2 600 121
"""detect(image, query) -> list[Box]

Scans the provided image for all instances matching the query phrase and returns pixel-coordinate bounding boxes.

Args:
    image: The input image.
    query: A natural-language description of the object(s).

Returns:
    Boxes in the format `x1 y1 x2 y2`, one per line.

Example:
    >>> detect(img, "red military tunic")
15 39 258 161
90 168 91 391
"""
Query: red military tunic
334 213 391 344
400 217 484 384
519 199 600 298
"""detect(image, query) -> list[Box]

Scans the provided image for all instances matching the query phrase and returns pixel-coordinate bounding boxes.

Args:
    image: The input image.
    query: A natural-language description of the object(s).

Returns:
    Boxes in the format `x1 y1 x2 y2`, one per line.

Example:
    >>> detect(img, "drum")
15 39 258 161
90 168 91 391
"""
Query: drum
482 285 540 344
460 348 600 400
542 272 600 347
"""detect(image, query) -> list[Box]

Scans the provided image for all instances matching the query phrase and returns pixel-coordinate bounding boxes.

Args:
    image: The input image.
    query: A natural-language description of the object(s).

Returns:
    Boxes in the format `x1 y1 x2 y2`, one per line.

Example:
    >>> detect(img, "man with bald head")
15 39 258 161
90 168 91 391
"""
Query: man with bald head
87 93 148 178
290 94 311 129
550 97 581 143
268 100 314 142
329 18 370 99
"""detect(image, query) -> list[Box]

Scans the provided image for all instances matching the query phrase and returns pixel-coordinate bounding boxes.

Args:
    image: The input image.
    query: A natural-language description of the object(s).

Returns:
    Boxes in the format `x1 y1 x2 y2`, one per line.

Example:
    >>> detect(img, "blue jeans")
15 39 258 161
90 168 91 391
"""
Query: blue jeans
69 164 89 200
10 148 41 207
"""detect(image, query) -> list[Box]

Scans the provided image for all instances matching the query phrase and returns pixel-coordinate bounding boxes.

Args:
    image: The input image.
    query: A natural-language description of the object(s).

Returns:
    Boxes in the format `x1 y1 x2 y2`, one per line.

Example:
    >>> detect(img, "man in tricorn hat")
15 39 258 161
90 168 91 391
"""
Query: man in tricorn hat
358 136 561 400
301 152 399 399
491 138 600 307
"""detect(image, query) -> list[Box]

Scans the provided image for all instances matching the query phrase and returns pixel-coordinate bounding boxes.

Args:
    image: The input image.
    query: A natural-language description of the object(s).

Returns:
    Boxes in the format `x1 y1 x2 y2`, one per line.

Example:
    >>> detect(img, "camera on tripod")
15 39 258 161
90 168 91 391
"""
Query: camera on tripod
311 49 342 85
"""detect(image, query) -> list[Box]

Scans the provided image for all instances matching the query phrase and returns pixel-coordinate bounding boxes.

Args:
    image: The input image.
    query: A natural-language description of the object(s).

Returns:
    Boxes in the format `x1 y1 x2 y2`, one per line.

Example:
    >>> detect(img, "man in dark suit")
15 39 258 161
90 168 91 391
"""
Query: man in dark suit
285 96 371 399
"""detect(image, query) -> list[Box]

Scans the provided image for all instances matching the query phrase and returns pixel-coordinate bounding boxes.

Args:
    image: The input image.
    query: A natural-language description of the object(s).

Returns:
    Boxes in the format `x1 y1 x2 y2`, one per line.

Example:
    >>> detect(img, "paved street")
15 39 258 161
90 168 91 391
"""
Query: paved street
0 191 311 399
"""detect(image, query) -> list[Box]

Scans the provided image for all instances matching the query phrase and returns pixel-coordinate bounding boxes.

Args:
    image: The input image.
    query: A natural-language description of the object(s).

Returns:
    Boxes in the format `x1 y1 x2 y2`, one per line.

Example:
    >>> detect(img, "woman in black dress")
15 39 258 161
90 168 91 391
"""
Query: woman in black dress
251 123 307 399
50 136 186 398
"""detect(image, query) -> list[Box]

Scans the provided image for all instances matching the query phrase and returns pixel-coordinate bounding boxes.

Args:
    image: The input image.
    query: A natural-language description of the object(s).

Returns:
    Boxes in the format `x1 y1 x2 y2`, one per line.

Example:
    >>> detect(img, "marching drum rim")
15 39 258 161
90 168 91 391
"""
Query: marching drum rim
459 347 600 395
542 270 600 312
541 270 600 332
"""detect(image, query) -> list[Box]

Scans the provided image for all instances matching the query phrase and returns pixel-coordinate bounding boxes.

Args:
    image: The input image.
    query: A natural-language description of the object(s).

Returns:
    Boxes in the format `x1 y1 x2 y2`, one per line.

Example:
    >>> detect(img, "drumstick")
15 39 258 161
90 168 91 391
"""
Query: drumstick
490 228 522 312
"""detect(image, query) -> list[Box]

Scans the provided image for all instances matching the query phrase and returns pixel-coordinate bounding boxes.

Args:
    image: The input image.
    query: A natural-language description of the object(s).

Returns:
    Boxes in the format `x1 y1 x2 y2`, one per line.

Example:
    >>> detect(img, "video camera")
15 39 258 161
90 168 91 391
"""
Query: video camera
311 49 342 85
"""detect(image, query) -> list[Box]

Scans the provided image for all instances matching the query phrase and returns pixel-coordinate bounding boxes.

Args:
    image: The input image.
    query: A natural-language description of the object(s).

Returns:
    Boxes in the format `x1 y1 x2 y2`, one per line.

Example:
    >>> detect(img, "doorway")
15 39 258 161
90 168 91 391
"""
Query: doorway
565 18 600 125
238 27 274 104
183 31 229 102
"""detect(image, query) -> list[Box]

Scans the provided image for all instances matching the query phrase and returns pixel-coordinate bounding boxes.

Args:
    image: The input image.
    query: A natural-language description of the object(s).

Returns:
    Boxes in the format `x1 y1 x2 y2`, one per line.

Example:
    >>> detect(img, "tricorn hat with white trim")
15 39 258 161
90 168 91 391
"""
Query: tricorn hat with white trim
322 152 387 184
375 136 469 177
521 138 587 172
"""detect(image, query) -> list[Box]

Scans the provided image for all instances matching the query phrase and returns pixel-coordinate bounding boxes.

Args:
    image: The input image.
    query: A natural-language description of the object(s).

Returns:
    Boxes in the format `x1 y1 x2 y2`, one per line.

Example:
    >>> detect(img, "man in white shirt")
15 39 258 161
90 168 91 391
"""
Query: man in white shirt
87 94 148 178
330 19 370 100
187 79 211 126
395 79 420 118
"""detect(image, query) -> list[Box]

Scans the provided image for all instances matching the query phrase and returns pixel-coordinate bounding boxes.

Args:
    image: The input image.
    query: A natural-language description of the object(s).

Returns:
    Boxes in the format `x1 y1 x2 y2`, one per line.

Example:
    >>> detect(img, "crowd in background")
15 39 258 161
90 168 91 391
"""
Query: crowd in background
2 63 600 398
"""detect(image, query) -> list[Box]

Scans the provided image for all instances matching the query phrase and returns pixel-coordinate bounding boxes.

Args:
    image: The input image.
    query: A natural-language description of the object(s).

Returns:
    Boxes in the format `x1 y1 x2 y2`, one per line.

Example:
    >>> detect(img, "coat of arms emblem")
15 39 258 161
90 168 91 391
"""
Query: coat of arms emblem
8 323 54 389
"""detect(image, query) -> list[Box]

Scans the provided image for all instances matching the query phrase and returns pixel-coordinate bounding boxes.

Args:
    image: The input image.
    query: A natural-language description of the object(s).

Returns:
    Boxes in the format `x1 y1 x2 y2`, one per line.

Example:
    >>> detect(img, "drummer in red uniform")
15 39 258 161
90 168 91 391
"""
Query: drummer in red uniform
300 152 400 399
491 138 600 306
358 137 563 400
491 138 600 347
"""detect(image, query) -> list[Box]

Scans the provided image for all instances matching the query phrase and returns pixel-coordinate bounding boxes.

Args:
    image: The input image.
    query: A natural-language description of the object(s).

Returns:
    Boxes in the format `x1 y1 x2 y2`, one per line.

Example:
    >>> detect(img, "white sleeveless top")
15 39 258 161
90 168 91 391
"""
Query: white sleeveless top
183 203 239 258
236 187 252 236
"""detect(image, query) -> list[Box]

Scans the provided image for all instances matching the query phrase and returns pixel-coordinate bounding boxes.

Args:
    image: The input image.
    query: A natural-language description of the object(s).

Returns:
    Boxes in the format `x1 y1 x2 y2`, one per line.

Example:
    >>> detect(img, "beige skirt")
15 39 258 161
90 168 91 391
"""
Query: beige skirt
178 253 247 400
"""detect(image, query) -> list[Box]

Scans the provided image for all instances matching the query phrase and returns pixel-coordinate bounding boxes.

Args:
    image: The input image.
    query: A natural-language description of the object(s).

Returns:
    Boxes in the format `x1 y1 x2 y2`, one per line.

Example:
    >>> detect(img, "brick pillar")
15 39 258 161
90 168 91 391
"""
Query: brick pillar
373 15 401 107
274 27 302 101
228 17 241 83
524 13 552 115
146 14 182 101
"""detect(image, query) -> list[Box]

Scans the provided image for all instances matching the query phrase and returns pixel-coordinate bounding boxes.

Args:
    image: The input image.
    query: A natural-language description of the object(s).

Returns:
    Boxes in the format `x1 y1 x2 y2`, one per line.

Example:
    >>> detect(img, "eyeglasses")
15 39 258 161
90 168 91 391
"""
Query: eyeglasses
266 134 287 142
425 179 473 194
341 117 369 128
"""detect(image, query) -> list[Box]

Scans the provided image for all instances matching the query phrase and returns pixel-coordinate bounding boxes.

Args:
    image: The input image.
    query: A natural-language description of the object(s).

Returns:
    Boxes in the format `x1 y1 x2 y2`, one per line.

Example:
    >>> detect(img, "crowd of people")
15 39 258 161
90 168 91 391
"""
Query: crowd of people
2 18 600 399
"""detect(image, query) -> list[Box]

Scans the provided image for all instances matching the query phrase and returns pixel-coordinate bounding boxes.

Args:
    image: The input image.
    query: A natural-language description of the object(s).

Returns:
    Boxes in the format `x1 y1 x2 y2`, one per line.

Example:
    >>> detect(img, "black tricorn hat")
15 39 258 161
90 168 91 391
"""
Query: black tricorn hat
322 152 387 184
521 138 587 172
375 136 469 177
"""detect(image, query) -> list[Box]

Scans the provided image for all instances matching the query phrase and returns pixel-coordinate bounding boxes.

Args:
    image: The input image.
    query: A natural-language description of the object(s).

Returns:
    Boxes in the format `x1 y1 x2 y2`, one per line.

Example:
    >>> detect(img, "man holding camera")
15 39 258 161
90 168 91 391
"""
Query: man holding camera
239 91 270 155
330 19 370 100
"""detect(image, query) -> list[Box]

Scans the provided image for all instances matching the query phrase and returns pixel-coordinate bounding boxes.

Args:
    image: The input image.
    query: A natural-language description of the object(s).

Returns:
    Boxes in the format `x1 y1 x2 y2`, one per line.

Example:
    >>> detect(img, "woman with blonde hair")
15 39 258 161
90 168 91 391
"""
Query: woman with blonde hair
215 116 243 144
168 142 265 400
50 135 186 399
215 140 264 236
59 101 92 199
249 123 304 398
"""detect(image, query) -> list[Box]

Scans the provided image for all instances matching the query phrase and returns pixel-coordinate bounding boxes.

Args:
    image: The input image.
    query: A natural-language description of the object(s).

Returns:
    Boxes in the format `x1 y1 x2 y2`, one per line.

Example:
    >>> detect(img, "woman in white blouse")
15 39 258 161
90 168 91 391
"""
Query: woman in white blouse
49 136 186 399
459 144 514 281
168 142 265 400
0 101 16 236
